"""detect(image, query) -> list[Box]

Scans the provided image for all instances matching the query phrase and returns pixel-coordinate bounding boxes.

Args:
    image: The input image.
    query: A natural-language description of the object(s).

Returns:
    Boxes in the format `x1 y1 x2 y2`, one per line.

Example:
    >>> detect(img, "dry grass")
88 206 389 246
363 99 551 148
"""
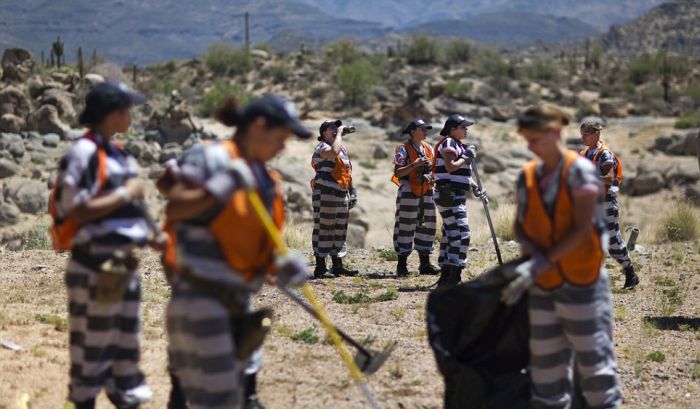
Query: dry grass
492 202 516 242
283 217 312 250
656 202 700 242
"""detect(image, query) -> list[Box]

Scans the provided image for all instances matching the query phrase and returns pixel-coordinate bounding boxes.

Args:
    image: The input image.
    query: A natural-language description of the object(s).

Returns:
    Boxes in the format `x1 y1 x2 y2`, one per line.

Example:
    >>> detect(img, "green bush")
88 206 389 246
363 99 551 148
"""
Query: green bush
657 202 699 241
404 34 440 65
378 248 398 261
628 54 656 85
474 49 510 78
646 351 666 363
526 57 560 82
442 39 474 64
197 80 251 117
332 289 398 304
675 111 700 129
324 39 363 64
263 62 291 84
444 80 473 101
201 42 252 76
337 60 378 106
20 221 52 250
290 327 319 344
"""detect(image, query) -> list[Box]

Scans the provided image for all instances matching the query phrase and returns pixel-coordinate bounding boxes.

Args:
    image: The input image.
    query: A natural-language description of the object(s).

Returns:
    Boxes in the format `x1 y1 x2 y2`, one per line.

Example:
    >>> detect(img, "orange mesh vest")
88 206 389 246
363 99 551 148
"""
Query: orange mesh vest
162 219 179 274
310 147 352 190
521 151 605 290
391 140 433 196
208 140 286 281
580 143 623 186
48 133 108 252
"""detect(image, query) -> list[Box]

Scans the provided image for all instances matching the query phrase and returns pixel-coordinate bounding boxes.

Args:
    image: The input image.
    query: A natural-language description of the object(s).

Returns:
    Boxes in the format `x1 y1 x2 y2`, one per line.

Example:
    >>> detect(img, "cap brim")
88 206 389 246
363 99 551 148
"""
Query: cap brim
126 91 147 106
290 120 312 139
459 119 474 127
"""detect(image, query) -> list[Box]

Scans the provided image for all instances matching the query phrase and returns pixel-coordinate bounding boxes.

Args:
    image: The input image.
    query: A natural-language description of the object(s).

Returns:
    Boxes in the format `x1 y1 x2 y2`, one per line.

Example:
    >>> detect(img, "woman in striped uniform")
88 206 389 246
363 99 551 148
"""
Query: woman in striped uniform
432 114 486 288
502 105 621 409
52 80 163 408
391 118 440 277
163 95 310 409
579 117 639 289
310 120 359 279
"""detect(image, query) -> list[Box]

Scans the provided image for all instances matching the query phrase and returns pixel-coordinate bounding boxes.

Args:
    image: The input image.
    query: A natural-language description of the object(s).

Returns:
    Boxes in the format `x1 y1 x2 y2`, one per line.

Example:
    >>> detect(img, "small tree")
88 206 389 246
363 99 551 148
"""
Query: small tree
201 43 253 76
337 60 377 106
442 39 473 64
324 39 363 65
404 34 440 65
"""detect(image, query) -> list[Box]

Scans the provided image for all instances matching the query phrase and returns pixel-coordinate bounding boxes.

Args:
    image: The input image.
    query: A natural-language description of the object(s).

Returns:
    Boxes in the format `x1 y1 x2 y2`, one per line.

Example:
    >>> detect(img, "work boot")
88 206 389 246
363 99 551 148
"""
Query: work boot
331 256 359 277
436 266 454 289
74 399 96 409
167 373 187 409
396 254 409 277
418 253 440 276
313 256 335 279
243 374 266 409
622 265 639 290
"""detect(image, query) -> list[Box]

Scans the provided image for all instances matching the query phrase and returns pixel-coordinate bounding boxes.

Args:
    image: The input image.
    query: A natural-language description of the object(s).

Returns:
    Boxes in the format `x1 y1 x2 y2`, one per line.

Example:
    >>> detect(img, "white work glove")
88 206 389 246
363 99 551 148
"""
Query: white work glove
275 252 309 289
228 158 256 190
500 252 551 306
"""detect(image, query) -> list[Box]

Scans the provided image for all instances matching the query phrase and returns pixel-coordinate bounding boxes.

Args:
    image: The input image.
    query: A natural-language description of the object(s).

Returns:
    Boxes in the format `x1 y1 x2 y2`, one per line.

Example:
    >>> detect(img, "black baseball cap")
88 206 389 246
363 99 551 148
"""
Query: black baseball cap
319 119 342 136
402 118 433 135
241 94 312 139
439 114 474 136
79 79 146 125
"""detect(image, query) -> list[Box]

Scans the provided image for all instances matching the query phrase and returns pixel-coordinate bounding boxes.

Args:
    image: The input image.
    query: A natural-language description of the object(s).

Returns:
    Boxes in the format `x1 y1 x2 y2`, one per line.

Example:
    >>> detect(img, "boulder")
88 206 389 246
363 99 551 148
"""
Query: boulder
26 105 69 138
428 79 447 99
7 140 24 159
373 145 389 160
0 158 20 178
124 139 161 164
490 104 516 122
685 184 700 207
250 49 270 60
42 133 61 148
40 89 76 122
665 161 700 187
0 113 26 133
479 153 506 174
599 98 629 118
3 179 49 214
0 86 32 118
0 202 20 227
630 171 664 196
346 223 367 249
1 48 35 82
159 144 183 163
27 76 45 99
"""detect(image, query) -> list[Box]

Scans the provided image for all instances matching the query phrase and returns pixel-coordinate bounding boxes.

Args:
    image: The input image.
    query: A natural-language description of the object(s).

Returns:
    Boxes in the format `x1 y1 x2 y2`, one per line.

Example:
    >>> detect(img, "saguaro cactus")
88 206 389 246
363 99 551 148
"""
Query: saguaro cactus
77 47 85 78
52 36 64 67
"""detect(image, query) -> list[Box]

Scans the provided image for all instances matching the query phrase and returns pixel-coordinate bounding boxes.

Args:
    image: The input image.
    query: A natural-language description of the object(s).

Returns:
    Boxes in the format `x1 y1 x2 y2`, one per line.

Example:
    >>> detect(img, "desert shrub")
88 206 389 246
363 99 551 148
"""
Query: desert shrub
324 39 363 65
444 80 473 101
628 54 656 85
378 248 398 261
404 34 440 65
525 57 561 82
442 39 474 64
657 202 699 241
20 220 52 250
646 351 666 363
197 80 251 117
284 217 312 249
290 327 319 344
201 42 252 76
674 111 700 129
474 48 510 78
337 60 378 106
332 289 398 304
493 203 516 242
263 62 291 84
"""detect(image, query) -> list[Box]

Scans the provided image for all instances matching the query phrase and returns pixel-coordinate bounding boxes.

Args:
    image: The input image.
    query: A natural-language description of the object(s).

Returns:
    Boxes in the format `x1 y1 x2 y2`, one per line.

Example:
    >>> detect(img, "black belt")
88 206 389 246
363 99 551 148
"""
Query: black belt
435 183 468 196
71 246 112 271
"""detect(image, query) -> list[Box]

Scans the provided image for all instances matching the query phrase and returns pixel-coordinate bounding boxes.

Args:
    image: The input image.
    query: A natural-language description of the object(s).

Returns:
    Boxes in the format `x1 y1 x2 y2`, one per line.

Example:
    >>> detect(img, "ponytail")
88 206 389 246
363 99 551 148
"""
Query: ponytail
214 97 241 127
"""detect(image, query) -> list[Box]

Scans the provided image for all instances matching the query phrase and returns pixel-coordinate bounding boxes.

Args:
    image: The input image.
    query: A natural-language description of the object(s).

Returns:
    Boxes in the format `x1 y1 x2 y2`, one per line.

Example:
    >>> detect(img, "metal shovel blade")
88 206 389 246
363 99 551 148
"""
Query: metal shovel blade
353 340 397 375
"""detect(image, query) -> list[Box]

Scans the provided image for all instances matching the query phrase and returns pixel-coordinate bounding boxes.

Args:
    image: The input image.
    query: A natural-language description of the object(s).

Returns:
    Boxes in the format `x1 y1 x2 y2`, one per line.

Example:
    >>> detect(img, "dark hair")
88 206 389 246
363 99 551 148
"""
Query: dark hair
214 97 288 135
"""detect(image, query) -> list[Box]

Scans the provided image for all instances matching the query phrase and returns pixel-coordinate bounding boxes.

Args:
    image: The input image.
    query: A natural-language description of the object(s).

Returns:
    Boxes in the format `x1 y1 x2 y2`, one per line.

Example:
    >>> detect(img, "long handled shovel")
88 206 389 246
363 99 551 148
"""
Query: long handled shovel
471 158 503 266
279 286 395 375
245 191 382 409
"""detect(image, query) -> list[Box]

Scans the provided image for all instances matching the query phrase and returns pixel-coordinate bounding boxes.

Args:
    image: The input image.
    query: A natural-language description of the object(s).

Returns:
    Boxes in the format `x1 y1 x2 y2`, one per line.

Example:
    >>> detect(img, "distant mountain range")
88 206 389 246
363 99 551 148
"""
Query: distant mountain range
0 0 671 64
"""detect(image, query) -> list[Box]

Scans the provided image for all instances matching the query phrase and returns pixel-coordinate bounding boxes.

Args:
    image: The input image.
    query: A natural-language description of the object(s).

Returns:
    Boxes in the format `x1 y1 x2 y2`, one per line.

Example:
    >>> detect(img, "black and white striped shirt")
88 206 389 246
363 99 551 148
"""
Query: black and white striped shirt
311 142 351 192
56 133 149 255
433 137 473 190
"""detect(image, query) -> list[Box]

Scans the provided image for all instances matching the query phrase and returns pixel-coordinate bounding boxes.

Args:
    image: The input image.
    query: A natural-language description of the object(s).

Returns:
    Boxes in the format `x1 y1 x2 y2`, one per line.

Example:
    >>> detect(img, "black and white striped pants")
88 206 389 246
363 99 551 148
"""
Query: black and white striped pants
167 280 261 409
528 273 621 409
312 186 349 258
66 255 149 405
393 184 437 256
604 194 632 269
435 190 470 268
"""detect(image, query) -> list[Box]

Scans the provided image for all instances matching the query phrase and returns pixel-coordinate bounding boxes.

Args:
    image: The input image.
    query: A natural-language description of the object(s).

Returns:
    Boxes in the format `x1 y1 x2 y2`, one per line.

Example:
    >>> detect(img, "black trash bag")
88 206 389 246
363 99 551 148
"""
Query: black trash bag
427 258 531 409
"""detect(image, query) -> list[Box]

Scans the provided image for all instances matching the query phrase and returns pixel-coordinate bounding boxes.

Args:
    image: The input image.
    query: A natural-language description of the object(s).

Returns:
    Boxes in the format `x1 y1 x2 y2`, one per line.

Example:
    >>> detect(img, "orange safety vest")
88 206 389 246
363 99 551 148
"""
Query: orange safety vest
391 140 433 196
521 151 605 290
310 147 352 190
48 133 108 252
163 140 285 281
580 143 623 186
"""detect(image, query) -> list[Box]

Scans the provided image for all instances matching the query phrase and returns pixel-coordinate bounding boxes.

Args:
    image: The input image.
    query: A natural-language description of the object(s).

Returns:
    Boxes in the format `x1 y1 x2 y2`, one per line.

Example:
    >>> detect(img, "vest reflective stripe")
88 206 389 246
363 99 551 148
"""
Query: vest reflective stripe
580 143 623 186
49 133 108 252
391 140 433 196
521 151 605 290
209 140 286 281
